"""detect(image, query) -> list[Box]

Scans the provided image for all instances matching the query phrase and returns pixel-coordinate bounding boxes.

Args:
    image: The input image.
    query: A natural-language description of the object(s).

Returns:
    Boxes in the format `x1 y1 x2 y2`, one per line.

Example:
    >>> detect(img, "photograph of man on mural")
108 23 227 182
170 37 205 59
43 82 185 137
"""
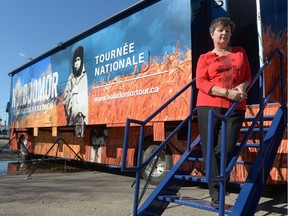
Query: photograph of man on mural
63 45 88 137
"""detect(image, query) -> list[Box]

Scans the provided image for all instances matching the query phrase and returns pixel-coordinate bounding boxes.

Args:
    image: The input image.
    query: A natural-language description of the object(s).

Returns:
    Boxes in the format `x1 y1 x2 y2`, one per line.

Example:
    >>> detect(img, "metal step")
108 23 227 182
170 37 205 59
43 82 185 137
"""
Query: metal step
240 127 269 133
187 157 203 162
235 161 253 165
188 156 254 165
158 195 232 214
244 115 274 122
236 143 260 148
174 174 208 183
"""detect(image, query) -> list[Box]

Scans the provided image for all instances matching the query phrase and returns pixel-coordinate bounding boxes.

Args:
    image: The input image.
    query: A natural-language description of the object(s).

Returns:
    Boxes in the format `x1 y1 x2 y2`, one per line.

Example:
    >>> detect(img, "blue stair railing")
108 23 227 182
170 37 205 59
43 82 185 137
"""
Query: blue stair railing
121 77 197 216
121 48 286 216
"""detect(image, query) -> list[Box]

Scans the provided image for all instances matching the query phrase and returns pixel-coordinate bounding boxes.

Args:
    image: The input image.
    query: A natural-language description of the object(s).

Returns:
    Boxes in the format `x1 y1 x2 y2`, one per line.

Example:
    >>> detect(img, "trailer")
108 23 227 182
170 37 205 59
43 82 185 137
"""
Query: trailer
8 0 193 182
7 0 287 203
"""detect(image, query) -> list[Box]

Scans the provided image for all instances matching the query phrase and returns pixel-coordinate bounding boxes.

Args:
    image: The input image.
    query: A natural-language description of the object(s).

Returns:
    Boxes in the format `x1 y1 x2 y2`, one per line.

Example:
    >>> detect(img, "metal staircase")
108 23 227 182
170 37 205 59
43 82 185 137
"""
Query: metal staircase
121 48 287 215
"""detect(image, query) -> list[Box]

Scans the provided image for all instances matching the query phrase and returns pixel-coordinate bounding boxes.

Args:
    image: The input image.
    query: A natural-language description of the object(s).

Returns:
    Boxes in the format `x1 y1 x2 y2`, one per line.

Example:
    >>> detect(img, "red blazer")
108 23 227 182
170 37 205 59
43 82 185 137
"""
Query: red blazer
196 46 252 110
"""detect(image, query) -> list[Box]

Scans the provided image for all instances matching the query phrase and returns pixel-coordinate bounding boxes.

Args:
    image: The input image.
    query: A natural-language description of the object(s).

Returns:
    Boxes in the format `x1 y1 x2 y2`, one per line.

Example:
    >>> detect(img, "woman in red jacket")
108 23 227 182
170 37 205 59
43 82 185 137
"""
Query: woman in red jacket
196 17 252 209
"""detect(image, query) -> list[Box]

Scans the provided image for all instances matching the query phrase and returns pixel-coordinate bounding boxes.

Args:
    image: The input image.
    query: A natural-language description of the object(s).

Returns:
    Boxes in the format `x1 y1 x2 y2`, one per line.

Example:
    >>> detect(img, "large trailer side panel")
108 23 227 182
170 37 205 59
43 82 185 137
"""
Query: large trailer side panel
9 0 192 129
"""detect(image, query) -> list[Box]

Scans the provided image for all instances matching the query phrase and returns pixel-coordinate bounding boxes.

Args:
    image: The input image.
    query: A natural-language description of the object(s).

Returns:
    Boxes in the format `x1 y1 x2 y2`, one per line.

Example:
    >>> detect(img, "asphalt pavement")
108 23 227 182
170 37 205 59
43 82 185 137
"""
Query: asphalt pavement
0 138 287 216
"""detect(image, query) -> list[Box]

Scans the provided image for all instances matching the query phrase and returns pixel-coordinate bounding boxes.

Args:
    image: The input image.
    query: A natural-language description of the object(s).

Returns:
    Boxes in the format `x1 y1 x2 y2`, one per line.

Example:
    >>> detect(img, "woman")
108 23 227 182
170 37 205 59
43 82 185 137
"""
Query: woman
196 17 252 208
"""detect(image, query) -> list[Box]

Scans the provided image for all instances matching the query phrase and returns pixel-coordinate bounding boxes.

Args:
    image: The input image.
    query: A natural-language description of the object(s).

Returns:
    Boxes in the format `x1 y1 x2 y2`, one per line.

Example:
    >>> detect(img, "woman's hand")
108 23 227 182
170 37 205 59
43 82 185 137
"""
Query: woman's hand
227 89 247 102
210 85 247 102
234 81 248 93
230 81 249 101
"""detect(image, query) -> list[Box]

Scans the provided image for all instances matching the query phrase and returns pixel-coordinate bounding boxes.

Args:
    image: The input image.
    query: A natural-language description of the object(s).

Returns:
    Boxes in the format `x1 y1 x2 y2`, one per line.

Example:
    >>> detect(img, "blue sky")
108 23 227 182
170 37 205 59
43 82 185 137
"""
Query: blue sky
0 0 140 124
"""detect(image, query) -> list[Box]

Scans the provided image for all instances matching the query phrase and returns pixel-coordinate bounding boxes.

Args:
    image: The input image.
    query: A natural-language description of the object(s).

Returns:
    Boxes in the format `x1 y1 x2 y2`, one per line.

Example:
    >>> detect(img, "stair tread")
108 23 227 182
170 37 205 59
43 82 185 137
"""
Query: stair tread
187 157 204 162
240 127 268 132
236 143 260 147
174 174 208 183
244 115 274 121
158 195 232 213
187 156 254 165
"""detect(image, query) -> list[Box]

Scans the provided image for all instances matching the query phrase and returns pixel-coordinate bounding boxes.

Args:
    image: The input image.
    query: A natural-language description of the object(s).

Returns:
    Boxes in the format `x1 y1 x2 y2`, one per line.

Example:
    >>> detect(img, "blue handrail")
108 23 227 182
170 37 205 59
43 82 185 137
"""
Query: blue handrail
121 78 197 215
209 48 286 214
121 79 197 172
121 47 286 216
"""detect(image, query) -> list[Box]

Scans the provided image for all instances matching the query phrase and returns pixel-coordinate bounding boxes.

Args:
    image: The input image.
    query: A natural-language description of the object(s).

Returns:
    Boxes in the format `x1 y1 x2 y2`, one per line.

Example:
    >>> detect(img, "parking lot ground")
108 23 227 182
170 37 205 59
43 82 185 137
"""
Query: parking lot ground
0 139 287 216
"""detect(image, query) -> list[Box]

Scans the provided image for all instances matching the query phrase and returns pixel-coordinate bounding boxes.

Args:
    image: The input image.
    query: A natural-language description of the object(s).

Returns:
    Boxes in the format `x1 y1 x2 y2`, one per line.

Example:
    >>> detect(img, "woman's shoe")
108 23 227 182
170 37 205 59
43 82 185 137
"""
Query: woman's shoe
211 199 219 209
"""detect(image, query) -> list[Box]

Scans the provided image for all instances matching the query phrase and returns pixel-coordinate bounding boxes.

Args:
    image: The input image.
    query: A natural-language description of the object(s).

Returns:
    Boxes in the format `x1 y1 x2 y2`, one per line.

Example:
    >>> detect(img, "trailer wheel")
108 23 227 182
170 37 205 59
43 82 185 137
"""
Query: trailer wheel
142 141 173 185
19 136 29 160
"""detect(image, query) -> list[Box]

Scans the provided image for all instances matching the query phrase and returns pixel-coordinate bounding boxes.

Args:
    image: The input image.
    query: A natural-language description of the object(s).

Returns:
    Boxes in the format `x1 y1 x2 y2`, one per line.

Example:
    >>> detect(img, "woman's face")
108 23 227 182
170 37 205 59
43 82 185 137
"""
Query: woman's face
74 56 82 70
211 25 231 46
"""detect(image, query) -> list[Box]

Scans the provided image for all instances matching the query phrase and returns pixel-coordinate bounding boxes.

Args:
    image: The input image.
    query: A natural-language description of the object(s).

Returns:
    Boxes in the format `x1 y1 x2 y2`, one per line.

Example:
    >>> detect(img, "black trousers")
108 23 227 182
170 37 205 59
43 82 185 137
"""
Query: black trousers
197 106 245 200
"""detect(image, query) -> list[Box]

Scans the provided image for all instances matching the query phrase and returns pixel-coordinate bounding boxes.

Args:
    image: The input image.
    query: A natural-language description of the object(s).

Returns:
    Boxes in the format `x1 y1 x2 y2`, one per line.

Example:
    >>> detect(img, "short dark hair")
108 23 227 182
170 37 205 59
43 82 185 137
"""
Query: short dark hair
209 17 236 33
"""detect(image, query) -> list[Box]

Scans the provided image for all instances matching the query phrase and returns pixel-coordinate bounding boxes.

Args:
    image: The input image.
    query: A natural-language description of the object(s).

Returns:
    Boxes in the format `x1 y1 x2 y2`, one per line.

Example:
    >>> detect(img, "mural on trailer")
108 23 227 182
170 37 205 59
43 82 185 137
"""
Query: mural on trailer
260 0 287 102
9 0 193 129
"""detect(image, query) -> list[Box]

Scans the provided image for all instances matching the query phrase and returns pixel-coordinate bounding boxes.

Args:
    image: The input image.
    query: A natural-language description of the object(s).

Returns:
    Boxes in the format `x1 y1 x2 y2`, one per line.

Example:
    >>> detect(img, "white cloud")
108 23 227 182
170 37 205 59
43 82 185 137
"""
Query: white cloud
18 52 26 57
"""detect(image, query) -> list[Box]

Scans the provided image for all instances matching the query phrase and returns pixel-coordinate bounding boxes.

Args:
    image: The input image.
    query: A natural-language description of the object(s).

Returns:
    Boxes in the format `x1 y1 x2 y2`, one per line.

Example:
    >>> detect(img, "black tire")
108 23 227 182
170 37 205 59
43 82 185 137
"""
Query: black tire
18 136 29 160
142 139 173 185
